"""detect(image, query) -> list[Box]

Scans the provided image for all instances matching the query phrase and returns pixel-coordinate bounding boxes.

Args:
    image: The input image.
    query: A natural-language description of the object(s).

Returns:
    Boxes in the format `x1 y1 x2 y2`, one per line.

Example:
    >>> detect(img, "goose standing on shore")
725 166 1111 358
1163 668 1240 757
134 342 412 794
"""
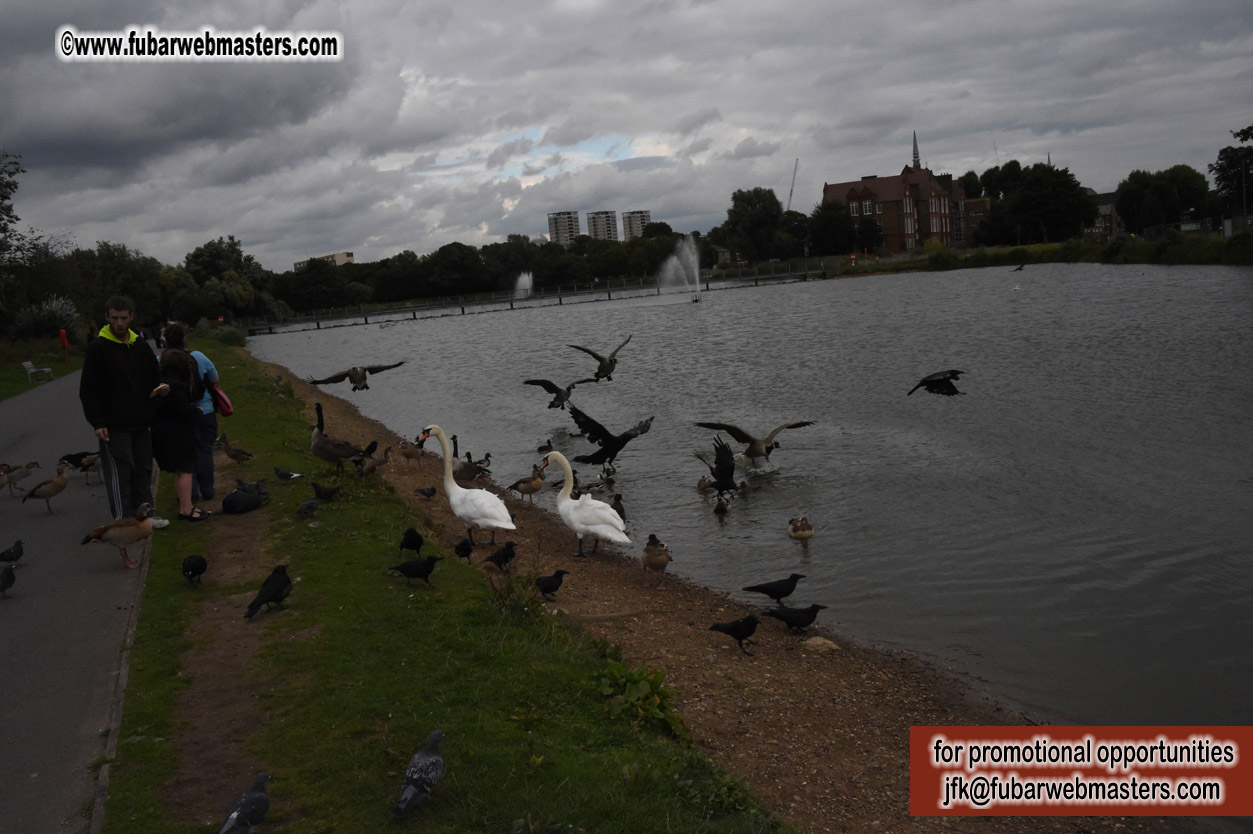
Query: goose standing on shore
311 403 367 471
419 425 515 547
540 450 630 557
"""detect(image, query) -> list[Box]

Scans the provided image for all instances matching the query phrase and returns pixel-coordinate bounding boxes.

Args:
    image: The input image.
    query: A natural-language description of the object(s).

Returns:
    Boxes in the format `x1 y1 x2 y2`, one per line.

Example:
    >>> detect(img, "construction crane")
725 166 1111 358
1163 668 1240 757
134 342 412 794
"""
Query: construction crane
785 158 799 212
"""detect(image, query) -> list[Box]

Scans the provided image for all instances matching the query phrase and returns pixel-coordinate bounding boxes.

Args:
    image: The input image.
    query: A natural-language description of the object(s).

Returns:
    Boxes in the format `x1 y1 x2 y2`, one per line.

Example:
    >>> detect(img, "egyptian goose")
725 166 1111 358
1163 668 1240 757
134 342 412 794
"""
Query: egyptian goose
22 464 68 514
398 439 422 467
642 533 672 588
507 465 544 504
360 446 394 477
5 461 40 496
788 516 814 539
82 503 154 568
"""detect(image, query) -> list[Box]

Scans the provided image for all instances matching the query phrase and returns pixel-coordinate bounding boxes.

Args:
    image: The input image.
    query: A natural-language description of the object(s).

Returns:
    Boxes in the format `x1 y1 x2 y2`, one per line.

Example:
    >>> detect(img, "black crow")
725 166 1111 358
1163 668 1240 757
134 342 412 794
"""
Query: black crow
710 614 761 655
393 730 446 817
1 564 14 596
762 603 827 631
245 566 292 619
568 405 654 475
907 369 966 396
693 420 814 465
181 554 207 586
742 573 806 606
307 361 406 391
273 465 302 481
391 556 443 586
399 527 424 558
414 486 436 498
453 538 473 561
217 771 271 833
0 539 23 565
535 569 570 599
694 435 740 498
567 334 631 381
311 481 343 501
485 541 518 572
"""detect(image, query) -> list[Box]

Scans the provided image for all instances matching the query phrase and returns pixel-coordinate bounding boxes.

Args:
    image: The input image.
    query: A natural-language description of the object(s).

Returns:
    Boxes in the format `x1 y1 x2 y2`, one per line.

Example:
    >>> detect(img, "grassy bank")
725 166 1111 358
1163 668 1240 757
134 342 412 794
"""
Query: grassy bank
102 348 794 833
0 337 82 400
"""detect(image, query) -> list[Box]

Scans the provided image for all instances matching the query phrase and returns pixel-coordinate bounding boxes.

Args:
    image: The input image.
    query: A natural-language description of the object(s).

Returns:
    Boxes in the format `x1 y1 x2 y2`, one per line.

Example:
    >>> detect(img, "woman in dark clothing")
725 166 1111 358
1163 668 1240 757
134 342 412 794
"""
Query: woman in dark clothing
153 349 212 521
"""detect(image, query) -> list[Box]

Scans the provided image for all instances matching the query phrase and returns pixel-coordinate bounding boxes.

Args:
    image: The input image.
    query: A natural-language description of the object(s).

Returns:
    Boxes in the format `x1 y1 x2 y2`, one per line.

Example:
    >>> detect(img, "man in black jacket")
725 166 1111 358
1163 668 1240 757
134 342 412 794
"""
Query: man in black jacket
78 296 170 527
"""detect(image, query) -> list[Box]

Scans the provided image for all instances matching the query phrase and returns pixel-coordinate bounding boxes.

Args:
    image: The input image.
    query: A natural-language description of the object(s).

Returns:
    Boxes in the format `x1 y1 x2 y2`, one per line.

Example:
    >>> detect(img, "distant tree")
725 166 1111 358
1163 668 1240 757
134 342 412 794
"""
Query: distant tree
975 163 1096 245
0 151 26 317
979 165 1002 201
642 221 674 238
1115 165 1210 235
1209 122 1253 213
808 200 856 256
424 241 492 296
855 216 884 253
775 209 809 258
959 170 982 199
723 187 784 261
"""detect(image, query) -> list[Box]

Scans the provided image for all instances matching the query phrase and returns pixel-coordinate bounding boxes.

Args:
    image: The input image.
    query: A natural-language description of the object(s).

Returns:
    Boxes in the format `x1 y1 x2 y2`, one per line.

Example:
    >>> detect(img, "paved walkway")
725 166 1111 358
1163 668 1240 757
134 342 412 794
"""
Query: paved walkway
0 370 149 834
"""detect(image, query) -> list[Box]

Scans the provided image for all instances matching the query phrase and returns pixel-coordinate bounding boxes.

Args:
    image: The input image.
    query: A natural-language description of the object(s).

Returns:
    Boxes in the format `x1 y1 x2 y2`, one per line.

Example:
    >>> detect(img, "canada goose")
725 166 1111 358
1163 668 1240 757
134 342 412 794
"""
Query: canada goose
82 503 154 568
642 533 672 588
907 369 966 396
693 420 815 465
523 377 595 409
310 403 367 471
567 405 654 476
22 464 68 514
540 451 630 557
454 452 490 484
307 361 406 392
567 334 631 382
788 516 814 539
507 465 544 504
419 425 515 546
536 438 553 453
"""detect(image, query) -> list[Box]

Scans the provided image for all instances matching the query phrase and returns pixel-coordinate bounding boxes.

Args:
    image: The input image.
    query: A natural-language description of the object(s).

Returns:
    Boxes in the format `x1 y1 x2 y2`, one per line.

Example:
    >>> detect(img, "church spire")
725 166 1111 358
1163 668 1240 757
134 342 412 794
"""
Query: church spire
912 131 921 169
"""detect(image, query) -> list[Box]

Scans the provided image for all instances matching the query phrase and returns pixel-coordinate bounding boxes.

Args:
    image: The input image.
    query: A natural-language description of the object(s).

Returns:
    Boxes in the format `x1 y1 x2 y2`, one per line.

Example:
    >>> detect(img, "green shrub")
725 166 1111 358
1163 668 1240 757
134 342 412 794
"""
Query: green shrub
595 660 688 741
1223 231 1253 265
12 294 80 339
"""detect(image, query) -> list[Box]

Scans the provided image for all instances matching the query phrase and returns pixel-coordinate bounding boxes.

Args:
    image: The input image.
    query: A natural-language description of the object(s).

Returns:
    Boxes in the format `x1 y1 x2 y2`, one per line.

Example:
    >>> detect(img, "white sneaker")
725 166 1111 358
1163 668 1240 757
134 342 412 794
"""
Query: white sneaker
150 516 170 529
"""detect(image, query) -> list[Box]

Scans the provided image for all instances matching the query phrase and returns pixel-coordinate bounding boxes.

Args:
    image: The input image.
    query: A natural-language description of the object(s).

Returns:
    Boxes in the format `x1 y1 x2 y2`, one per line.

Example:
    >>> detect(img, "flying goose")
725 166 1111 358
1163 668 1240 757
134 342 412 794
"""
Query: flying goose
693 420 815 465
567 334 631 382
523 377 595 410
567 405 654 476
307 361 406 391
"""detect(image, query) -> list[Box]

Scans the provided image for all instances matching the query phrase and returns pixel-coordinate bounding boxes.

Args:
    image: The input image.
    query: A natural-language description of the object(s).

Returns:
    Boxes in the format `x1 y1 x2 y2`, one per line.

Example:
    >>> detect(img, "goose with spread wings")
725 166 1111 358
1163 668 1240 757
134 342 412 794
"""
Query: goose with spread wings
694 435 741 498
568 405 654 475
693 420 814 466
567 334 631 382
307 361 405 391
523 377 595 410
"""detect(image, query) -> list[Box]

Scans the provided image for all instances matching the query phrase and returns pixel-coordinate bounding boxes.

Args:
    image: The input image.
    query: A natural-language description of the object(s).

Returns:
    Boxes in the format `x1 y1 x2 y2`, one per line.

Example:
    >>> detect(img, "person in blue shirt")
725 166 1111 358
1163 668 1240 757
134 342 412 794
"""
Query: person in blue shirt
162 324 220 501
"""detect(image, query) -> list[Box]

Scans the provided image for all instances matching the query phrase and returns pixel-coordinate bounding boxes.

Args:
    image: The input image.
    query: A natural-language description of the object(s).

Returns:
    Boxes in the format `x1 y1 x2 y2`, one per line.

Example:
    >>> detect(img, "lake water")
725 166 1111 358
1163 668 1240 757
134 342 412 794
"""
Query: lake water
249 263 1253 726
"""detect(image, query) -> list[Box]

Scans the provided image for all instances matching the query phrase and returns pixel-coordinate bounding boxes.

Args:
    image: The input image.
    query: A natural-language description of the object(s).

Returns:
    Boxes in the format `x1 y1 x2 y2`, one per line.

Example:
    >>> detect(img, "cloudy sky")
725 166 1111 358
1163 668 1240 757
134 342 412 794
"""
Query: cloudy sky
3 0 1249 272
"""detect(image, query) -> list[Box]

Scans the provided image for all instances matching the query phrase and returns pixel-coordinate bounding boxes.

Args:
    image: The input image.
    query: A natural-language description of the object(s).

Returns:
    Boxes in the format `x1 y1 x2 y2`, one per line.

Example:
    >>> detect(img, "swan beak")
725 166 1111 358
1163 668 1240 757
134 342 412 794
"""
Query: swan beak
418 429 432 443
539 456 550 472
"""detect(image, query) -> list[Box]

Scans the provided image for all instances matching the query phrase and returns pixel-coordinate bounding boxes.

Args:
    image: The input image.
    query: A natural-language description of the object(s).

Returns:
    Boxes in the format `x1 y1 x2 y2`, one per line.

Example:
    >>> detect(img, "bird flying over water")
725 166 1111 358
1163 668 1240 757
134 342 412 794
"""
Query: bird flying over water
307 361 406 391
393 730 446 817
907 369 966 396
693 420 815 465
567 334 632 382
568 405 654 475
524 377 595 410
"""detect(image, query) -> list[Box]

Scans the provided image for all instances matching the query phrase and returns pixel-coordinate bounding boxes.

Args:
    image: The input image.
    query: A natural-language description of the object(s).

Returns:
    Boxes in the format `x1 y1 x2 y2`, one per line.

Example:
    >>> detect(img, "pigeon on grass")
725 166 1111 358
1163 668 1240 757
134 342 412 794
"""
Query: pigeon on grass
393 731 446 817
217 771 270 834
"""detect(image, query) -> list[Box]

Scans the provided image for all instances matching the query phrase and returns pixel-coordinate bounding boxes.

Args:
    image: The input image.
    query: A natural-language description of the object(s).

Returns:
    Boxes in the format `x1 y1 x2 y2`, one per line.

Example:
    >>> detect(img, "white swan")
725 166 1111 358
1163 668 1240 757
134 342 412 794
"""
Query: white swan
419 425 515 547
541 450 630 557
